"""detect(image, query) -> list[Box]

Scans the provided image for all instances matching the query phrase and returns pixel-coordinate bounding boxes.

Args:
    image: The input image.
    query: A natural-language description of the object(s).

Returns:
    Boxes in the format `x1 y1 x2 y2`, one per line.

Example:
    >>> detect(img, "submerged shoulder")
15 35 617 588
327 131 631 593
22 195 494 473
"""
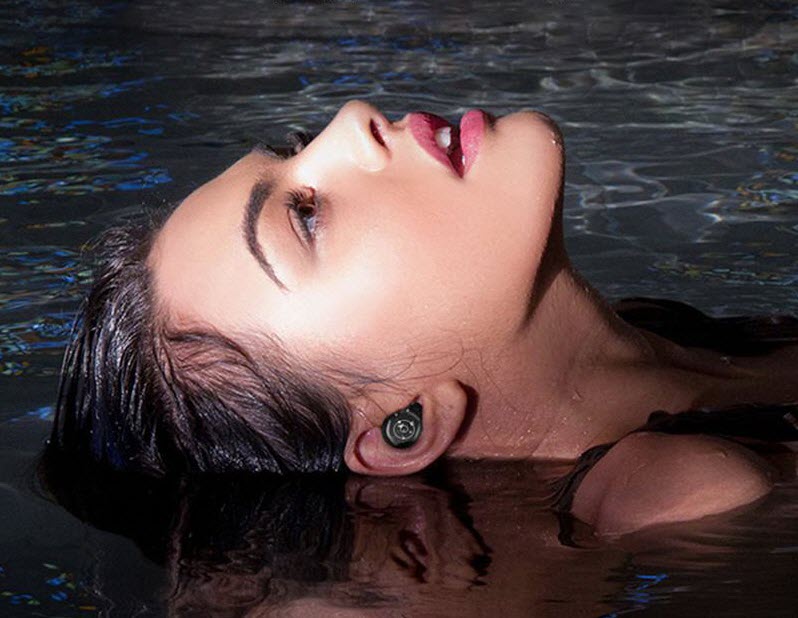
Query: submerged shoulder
571 432 776 536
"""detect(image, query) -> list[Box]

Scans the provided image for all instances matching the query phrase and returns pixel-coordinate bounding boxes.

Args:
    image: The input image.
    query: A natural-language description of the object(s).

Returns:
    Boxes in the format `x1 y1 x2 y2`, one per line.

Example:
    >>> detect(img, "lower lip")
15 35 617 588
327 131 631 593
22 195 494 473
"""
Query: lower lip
459 109 488 176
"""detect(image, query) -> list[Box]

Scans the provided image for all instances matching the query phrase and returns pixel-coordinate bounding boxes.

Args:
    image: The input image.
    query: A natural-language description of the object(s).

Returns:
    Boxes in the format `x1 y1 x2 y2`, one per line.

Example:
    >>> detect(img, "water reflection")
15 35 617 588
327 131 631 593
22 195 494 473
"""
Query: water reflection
38 456 634 616
36 453 798 616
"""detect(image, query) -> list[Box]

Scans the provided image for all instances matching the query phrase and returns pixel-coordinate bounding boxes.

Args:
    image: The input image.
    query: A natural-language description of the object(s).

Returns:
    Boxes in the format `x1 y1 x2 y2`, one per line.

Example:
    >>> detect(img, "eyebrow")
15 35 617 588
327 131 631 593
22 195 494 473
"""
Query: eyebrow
242 178 288 292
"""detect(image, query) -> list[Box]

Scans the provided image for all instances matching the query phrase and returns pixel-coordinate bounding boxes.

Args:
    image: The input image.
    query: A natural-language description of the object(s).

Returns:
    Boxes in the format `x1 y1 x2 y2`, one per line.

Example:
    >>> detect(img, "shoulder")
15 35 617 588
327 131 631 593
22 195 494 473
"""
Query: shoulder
571 432 776 536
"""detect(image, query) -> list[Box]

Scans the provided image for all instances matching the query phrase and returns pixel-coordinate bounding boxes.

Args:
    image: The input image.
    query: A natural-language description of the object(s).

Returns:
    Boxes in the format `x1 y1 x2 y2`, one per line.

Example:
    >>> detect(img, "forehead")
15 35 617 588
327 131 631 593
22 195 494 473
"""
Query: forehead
148 153 281 330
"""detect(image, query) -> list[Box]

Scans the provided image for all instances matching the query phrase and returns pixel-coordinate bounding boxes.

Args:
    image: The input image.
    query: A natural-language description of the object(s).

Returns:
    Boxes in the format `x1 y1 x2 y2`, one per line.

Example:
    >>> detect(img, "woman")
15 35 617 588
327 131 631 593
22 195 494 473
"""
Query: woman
52 100 798 535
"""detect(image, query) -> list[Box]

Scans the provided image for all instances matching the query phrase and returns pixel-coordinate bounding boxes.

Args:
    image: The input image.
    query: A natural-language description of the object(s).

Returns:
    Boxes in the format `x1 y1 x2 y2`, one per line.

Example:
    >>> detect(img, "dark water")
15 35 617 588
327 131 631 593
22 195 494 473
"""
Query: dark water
1 0 796 615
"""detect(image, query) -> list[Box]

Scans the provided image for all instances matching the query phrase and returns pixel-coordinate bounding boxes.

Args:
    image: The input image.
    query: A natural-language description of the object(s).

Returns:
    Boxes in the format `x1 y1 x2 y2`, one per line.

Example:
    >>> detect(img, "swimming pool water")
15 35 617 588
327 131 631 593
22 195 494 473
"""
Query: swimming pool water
1 1 796 615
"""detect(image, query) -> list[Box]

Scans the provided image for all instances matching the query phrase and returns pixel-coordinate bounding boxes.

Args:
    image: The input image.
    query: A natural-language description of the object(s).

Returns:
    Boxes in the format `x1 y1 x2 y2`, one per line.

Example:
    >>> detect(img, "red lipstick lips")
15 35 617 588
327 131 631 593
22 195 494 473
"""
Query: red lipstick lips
459 110 488 176
407 110 489 178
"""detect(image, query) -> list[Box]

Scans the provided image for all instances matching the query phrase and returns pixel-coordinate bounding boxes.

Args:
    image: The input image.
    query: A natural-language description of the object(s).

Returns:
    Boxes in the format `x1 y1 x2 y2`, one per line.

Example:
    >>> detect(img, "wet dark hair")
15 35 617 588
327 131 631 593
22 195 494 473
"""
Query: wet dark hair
50 211 351 476
50 132 356 476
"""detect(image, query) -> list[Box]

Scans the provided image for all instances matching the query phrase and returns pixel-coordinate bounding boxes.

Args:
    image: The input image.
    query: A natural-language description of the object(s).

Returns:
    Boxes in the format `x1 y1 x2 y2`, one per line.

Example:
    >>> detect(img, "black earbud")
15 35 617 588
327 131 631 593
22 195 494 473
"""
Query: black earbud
381 401 423 449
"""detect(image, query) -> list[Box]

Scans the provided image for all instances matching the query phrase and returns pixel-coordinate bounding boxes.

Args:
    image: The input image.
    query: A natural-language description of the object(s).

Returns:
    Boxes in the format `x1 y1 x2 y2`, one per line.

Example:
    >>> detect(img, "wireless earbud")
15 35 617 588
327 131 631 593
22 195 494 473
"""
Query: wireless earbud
381 401 423 449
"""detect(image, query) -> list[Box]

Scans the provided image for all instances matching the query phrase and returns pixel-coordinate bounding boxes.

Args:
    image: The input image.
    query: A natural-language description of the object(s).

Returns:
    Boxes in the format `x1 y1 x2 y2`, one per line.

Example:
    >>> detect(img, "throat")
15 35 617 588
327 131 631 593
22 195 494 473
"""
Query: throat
449 267 725 461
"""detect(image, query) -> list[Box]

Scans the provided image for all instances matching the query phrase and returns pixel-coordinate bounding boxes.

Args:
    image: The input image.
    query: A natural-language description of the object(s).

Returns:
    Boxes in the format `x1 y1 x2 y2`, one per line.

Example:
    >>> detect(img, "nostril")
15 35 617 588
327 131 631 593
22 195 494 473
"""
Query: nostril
370 119 386 147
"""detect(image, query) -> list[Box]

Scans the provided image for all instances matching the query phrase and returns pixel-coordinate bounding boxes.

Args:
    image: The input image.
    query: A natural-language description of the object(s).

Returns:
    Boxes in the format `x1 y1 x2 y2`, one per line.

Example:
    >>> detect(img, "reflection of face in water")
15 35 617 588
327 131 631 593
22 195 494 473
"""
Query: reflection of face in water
37 454 495 615
345 476 491 589
166 472 492 616
39 454 627 616
162 462 650 617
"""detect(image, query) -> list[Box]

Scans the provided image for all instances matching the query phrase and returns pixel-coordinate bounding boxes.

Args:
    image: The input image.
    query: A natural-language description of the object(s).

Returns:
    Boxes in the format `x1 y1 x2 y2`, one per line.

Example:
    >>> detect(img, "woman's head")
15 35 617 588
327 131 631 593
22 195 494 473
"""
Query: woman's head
53 100 565 476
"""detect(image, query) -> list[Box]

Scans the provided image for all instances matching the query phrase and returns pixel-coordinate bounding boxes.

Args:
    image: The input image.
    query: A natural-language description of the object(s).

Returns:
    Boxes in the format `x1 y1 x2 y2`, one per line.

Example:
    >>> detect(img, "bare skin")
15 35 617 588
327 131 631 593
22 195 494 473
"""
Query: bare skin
148 100 797 534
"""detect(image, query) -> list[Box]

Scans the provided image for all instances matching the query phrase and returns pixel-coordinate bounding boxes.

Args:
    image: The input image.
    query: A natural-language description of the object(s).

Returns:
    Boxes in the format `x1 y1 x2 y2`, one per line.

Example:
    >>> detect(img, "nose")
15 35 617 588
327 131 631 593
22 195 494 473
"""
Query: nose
311 100 391 172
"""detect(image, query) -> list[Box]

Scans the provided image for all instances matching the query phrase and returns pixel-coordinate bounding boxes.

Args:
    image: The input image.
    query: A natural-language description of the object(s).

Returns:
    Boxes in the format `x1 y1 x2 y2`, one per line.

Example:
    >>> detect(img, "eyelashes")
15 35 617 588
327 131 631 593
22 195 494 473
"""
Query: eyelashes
255 130 318 160
284 132 321 245
255 130 323 246
285 186 321 245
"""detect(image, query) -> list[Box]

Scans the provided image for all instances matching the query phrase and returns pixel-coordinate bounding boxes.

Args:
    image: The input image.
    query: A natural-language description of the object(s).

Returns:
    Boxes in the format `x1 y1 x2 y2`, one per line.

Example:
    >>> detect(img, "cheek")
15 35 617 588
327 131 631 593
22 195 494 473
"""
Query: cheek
272 230 429 356
277 210 529 359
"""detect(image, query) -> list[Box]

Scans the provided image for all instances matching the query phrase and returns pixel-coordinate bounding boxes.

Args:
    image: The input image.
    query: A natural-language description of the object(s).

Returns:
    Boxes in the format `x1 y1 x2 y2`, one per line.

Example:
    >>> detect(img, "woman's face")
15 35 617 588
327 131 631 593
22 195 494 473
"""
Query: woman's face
150 100 563 378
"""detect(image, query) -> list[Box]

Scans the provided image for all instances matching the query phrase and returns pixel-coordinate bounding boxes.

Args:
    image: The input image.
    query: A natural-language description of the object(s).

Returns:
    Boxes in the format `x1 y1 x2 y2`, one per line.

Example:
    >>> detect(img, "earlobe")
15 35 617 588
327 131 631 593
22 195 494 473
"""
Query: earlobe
344 379 468 477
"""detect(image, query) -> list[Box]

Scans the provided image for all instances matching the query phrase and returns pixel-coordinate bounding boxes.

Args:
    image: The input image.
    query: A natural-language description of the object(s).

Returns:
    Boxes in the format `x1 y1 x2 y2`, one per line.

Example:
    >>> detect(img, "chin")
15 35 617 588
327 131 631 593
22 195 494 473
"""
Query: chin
479 111 564 203
504 109 563 148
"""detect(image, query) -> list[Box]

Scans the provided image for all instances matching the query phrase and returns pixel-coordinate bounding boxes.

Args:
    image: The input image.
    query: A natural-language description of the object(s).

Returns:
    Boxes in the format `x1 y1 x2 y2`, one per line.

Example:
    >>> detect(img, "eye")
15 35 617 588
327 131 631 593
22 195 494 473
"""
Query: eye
285 187 321 245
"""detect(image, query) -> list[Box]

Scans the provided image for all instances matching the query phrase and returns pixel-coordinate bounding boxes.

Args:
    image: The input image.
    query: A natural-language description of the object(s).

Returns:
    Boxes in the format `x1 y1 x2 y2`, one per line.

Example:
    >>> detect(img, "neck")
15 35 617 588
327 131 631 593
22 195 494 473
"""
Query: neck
449 261 719 461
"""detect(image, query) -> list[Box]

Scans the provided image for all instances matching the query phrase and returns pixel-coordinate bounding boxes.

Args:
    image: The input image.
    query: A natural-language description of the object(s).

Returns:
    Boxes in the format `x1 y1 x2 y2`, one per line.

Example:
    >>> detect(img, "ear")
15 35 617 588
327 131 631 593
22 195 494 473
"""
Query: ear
344 379 468 477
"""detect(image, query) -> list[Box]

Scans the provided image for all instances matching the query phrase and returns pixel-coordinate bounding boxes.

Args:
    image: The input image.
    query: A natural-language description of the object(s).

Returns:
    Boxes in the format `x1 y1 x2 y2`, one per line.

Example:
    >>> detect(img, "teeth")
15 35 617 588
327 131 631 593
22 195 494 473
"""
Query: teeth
461 153 466 166
434 127 452 150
